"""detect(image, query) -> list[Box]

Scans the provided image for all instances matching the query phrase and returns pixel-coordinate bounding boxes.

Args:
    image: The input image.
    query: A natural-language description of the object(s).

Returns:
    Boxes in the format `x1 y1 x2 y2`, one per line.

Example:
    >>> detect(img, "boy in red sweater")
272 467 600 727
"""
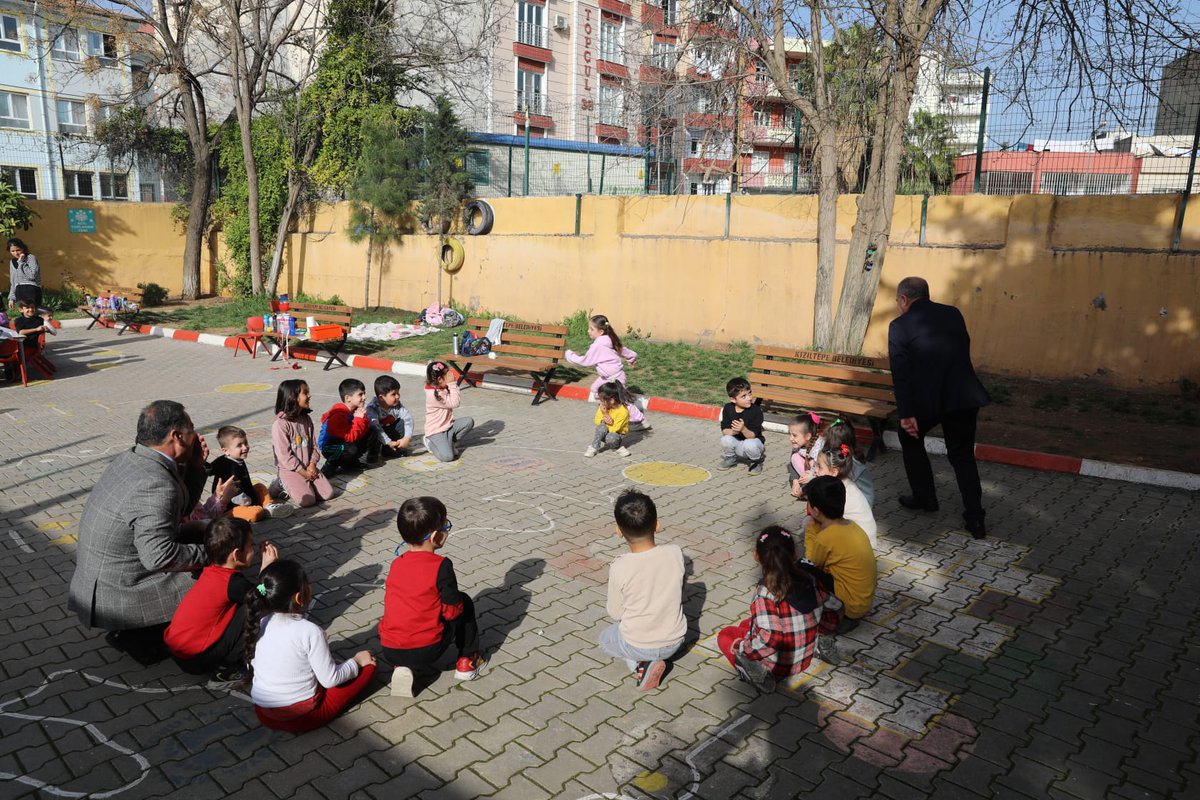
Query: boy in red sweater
164 517 278 683
380 496 483 697
318 378 374 477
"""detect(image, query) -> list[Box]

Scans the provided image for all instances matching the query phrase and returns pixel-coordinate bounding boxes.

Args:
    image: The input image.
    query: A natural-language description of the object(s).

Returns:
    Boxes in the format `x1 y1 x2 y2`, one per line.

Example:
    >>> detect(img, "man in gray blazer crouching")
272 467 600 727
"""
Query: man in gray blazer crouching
69 400 210 665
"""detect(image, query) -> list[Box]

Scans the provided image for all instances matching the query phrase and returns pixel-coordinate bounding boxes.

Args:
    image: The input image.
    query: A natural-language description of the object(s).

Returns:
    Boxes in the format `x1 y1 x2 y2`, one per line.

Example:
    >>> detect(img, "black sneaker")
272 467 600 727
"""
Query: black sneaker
208 666 246 689
734 650 776 692
638 660 667 691
748 459 764 476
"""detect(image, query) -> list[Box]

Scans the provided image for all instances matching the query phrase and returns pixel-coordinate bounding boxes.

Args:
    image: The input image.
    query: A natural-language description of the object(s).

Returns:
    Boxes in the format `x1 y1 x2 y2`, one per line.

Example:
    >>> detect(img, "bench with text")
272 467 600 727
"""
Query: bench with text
440 319 568 406
749 346 896 460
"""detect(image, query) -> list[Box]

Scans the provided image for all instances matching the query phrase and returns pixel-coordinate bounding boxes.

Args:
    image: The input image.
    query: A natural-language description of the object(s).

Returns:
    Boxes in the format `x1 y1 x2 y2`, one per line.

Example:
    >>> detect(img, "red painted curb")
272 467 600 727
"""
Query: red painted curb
174 330 200 343
549 384 590 401
646 397 721 421
351 354 398 372
975 444 1082 474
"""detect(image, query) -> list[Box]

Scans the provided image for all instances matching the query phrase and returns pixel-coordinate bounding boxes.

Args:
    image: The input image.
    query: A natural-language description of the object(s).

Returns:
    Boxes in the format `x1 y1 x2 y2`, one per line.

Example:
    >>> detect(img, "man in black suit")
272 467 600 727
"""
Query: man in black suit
888 277 990 538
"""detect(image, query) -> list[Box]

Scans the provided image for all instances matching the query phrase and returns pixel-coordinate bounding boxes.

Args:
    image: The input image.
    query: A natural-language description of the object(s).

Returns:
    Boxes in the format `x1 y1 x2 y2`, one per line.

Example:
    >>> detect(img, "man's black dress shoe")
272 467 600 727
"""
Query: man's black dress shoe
898 494 939 512
964 519 987 540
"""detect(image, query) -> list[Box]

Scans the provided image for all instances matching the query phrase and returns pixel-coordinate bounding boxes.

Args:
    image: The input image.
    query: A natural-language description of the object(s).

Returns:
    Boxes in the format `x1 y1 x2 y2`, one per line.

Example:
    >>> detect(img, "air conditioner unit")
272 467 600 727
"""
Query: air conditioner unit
553 15 569 31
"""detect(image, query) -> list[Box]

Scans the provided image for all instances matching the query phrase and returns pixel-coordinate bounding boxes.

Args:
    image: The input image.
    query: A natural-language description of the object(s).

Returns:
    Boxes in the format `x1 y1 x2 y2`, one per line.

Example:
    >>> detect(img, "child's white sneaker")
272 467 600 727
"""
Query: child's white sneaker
584 446 597 458
264 502 295 519
390 666 414 697
616 446 631 458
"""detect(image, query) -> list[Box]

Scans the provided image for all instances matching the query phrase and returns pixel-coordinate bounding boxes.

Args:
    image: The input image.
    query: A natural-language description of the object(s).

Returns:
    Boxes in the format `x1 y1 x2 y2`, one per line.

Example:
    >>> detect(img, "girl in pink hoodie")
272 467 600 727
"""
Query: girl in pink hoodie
271 379 335 507
424 362 475 462
565 314 646 426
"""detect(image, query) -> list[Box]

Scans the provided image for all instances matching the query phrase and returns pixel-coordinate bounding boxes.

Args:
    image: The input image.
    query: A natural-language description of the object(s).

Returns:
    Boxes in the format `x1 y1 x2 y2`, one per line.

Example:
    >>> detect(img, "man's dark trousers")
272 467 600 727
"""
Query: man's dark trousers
899 407 984 527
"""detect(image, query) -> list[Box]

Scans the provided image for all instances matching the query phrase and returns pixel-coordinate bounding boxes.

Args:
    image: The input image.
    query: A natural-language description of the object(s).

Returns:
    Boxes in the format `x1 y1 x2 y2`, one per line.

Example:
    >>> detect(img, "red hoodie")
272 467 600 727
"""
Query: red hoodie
319 403 369 447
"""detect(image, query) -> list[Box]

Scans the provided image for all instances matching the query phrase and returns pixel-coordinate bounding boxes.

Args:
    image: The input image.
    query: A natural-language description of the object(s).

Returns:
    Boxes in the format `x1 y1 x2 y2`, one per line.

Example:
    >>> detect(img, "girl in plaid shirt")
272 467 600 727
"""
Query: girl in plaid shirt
717 526 843 692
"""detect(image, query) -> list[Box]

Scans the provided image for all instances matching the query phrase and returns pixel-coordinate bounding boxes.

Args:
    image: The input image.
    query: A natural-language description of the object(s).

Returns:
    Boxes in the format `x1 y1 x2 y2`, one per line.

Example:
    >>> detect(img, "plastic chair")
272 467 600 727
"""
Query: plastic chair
0 340 28 387
233 316 267 358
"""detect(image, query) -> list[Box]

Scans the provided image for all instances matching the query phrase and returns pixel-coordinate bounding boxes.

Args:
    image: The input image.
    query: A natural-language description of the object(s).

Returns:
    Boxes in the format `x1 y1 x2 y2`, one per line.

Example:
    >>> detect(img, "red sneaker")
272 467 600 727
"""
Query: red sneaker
455 653 483 681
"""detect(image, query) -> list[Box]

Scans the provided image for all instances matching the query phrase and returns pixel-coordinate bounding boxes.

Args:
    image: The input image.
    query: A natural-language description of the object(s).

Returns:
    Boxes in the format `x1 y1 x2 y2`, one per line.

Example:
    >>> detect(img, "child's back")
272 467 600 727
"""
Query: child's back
380 549 460 650
805 520 876 618
607 543 686 648
250 612 357 706
164 563 249 659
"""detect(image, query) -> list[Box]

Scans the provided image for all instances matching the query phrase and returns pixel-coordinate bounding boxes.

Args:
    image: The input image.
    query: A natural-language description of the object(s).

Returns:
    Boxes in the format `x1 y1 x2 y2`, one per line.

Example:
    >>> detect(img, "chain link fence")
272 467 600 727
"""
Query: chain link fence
455 53 1200 199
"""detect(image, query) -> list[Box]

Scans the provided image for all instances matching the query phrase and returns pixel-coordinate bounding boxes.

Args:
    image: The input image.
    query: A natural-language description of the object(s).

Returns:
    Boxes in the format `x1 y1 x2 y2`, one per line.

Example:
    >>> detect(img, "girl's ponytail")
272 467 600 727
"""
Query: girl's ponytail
755 526 802 601
590 314 623 353
821 443 855 479
243 559 308 684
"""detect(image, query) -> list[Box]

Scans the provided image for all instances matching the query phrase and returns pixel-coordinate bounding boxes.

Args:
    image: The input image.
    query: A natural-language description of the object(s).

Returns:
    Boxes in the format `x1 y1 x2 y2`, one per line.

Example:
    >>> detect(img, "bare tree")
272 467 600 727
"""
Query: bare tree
203 0 321 295
723 0 1197 353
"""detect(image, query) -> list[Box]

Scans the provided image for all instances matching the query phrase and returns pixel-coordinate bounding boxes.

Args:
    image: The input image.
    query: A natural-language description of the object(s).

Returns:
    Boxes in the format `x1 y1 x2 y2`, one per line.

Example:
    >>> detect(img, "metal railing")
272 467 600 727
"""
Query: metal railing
517 21 545 49
515 91 548 115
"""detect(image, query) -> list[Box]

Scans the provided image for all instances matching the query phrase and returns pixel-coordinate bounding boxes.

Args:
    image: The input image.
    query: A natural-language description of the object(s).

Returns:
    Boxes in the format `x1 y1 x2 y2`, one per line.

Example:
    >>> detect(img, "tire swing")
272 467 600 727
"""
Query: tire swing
440 236 465 274
462 199 494 235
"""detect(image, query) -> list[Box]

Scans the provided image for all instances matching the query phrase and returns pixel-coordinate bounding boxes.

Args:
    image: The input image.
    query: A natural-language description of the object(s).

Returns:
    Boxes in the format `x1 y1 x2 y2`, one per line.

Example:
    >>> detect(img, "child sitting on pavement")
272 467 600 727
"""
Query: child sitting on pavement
718 377 766 475
585 381 631 458
164 517 279 684
364 375 414 464
803 476 877 663
718 525 843 692
380 496 483 697
424 361 474 462
823 418 875 507
208 425 293 521
599 489 686 691
271 379 334 508
787 412 825 499
814 445 877 548
318 378 375 477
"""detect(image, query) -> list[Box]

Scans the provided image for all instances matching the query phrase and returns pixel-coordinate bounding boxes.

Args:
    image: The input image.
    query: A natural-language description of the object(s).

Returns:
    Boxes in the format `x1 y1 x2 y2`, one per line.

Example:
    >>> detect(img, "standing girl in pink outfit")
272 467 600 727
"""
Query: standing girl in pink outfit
565 314 647 427
424 361 474 462
271 379 335 507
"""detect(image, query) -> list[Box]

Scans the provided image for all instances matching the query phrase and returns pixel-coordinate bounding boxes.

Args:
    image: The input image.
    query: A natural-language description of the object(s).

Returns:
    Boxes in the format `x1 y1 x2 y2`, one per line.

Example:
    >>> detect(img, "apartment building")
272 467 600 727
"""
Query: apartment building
0 0 162 202
909 53 989 153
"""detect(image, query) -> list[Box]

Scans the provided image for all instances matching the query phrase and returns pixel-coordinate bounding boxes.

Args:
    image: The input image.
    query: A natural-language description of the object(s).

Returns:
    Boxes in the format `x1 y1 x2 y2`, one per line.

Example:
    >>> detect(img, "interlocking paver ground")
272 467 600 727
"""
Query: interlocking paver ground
1 328 1198 799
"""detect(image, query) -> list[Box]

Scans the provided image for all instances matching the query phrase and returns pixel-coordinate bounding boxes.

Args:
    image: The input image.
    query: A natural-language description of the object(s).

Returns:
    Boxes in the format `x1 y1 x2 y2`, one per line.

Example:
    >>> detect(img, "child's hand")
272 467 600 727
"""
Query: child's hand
790 479 802 498
353 650 376 667
389 439 407 450
602 410 613 425
260 542 279 568
731 419 745 434
215 475 237 504
353 406 366 418
798 471 813 485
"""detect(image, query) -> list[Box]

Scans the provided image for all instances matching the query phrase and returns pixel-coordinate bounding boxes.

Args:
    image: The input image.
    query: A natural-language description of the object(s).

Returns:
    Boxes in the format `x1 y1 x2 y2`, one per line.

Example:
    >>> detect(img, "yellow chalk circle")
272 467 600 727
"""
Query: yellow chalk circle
623 461 711 487
90 349 123 357
632 772 669 792
50 533 78 546
86 362 121 370
37 521 73 531
216 382 273 393
402 454 462 473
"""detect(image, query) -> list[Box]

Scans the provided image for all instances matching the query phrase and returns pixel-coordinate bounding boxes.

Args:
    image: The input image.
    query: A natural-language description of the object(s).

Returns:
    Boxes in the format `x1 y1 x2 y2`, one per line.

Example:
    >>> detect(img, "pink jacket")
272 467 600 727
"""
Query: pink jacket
565 337 637 382
272 412 320 472
424 383 461 436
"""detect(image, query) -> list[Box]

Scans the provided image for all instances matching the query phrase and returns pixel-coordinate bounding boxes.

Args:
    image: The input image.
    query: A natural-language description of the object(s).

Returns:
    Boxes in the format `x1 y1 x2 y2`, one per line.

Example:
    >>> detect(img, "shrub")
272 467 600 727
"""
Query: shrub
42 286 84 313
137 282 169 307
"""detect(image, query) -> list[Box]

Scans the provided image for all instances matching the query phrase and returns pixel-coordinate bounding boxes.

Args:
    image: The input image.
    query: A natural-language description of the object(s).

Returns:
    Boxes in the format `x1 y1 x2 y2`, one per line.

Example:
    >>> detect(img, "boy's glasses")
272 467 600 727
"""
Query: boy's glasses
394 520 453 555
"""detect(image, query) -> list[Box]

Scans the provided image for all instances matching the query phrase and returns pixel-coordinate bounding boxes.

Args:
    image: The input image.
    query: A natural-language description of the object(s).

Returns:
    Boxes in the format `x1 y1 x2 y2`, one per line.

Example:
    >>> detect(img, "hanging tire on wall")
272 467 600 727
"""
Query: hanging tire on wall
462 199 494 236
440 236 465 273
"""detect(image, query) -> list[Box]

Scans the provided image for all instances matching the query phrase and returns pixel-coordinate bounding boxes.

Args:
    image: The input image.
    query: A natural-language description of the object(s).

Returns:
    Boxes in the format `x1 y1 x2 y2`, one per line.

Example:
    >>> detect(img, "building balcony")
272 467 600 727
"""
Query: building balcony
746 126 795 146
517 21 546 49
597 58 629 78
599 0 632 16
515 91 549 116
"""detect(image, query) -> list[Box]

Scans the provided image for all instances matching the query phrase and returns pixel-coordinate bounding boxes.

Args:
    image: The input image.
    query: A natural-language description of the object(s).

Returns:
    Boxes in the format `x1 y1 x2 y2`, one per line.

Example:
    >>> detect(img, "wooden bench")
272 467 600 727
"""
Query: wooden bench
79 285 145 335
749 346 896 460
264 302 353 370
441 318 568 406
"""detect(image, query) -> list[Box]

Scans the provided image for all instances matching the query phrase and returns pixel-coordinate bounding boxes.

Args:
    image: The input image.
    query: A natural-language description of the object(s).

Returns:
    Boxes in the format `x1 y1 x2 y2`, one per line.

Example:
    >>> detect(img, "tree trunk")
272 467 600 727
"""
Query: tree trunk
181 140 211 300
831 45 924 353
266 136 319 296
812 121 838 350
240 107 264 294
363 210 375 309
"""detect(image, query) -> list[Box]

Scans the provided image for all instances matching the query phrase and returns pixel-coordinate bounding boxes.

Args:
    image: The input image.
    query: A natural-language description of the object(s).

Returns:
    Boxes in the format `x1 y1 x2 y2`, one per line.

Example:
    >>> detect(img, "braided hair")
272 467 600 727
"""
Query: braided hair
243 559 309 684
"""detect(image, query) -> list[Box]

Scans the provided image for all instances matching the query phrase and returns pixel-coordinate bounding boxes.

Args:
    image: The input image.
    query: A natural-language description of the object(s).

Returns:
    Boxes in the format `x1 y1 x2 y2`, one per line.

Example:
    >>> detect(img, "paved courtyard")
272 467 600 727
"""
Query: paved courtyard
1 328 1198 799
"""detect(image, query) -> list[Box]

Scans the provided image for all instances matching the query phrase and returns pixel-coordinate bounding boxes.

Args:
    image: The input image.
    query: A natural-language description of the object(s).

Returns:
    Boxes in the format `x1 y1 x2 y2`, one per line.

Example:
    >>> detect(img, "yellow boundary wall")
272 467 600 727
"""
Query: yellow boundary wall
19 194 1200 387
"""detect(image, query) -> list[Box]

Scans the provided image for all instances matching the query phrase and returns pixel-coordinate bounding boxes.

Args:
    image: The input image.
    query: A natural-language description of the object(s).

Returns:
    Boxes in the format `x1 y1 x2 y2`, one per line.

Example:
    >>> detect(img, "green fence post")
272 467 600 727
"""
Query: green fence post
724 191 731 238
599 153 607 195
506 144 513 198
1171 100 1200 252
792 115 801 192
972 67 991 194
523 115 531 197
919 193 929 246
575 193 582 235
